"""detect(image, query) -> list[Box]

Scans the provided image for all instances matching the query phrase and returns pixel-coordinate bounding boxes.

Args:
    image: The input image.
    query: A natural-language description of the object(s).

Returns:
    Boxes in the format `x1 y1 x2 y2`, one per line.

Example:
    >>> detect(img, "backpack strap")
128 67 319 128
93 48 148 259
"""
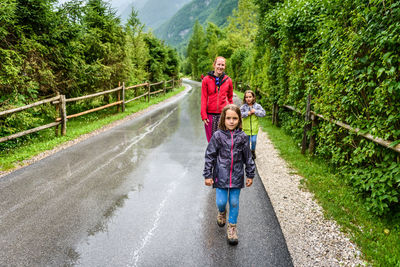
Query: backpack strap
214 75 229 93
220 77 229 86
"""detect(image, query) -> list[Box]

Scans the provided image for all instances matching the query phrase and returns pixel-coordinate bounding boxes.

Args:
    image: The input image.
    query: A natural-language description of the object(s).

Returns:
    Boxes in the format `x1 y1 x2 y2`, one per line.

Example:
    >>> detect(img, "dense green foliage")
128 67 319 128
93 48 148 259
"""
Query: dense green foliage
252 0 400 217
154 0 238 48
186 0 400 218
0 0 179 149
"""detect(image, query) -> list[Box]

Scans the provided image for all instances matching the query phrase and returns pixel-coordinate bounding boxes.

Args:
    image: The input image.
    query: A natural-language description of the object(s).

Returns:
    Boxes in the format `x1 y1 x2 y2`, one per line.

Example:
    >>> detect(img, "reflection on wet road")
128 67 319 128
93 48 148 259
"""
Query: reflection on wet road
0 80 292 266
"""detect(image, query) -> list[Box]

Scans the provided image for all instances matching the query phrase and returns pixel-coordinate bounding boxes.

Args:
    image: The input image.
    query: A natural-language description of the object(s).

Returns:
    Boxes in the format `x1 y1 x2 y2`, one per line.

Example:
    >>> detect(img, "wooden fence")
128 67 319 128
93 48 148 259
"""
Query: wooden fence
268 94 400 155
222 80 400 155
0 78 181 143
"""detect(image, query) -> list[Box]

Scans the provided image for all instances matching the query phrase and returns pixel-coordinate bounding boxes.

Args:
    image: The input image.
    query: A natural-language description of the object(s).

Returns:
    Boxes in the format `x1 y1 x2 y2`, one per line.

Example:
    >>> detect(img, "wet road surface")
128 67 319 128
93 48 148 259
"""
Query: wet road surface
0 80 293 266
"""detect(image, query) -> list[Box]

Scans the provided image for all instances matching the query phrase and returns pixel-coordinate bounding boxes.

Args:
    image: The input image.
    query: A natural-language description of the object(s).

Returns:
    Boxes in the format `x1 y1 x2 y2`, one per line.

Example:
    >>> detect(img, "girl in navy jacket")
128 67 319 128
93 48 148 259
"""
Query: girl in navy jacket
203 104 255 245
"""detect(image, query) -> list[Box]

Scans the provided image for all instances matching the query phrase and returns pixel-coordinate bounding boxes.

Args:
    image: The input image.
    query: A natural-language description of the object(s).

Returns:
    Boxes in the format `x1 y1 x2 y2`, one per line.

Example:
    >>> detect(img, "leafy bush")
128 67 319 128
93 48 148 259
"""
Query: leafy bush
253 0 400 215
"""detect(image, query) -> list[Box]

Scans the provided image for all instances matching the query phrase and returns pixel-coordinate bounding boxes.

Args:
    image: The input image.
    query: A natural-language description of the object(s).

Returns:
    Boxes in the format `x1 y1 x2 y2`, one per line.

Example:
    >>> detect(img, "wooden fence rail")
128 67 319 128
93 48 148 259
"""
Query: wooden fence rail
222 81 400 154
0 96 61 117
280 101 400 154
0 95 66 143
0 78 181 143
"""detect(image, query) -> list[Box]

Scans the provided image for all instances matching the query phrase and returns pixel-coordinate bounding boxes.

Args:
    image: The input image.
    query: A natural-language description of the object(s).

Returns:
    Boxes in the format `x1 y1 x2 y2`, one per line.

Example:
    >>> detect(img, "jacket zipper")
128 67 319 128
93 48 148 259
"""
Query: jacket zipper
216 84 220 113
229 131 234 187
250 109 253 137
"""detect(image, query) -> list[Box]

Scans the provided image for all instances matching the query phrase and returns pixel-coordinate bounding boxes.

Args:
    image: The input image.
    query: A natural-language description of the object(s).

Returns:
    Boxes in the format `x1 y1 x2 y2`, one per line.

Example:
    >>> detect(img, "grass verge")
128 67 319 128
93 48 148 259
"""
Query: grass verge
258 117 400 266
0 86 185 172
234 90 244 100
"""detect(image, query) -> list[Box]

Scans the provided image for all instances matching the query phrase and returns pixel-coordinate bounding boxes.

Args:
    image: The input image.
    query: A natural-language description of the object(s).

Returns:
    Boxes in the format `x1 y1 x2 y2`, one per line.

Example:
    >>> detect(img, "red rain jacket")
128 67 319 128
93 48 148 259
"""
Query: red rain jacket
201 71 233 120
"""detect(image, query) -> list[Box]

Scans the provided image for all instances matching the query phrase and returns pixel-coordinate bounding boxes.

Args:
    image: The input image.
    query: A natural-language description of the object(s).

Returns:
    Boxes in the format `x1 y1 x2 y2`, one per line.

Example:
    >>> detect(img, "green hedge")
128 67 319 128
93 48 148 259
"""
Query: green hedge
254 0 400 215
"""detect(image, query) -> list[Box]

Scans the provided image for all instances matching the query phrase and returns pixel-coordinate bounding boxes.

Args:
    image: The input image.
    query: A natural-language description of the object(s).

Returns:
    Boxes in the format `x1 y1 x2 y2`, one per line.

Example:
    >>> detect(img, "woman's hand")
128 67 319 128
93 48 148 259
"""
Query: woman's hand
203 119 209 126
246 178 253 187
205 178 214 186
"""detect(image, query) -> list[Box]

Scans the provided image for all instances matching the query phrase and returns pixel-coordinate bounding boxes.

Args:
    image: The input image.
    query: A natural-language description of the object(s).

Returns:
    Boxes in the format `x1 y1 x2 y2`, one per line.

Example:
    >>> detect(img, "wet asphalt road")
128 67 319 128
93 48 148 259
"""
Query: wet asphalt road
0 80 293 266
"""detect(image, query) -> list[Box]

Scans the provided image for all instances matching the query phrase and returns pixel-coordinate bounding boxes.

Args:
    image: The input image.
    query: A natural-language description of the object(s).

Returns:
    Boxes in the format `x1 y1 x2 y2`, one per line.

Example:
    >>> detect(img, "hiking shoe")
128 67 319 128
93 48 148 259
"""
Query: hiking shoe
217 211 226 227
251 150 256 159
227 223 238 245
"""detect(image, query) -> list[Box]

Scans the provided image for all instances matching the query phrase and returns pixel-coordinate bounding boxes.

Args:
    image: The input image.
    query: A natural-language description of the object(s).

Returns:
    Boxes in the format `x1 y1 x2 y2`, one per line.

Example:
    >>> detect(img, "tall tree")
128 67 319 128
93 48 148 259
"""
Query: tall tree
143 32 178 82
81 0 127 92
187 20 207 80
226 0 258 48
125 7 149 84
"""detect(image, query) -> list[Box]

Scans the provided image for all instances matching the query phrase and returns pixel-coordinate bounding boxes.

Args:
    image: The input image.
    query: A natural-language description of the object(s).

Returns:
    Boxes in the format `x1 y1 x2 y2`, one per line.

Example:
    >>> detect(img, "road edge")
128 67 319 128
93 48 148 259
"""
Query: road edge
0 84 192 179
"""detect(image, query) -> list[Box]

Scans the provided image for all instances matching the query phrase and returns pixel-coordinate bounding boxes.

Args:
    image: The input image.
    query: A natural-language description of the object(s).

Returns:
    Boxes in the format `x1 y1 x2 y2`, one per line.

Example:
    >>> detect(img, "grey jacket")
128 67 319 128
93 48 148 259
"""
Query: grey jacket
240 103 266 118
203 129 255 188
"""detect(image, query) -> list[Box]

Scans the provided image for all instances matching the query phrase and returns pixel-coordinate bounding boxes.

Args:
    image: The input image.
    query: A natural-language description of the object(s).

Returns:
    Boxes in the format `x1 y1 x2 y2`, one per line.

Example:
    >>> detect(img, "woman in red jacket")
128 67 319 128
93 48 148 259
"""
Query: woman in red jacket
201 56 233 142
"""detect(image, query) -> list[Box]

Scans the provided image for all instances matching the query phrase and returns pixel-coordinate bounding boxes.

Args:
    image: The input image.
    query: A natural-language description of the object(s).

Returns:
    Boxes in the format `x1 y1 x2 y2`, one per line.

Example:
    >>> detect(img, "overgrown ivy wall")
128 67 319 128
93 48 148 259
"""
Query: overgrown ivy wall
254 0 400 215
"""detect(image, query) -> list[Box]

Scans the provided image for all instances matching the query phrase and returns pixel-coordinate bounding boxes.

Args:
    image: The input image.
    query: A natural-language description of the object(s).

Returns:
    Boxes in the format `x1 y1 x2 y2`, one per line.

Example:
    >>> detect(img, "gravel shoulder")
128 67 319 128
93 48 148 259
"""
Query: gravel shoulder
255 129 365 266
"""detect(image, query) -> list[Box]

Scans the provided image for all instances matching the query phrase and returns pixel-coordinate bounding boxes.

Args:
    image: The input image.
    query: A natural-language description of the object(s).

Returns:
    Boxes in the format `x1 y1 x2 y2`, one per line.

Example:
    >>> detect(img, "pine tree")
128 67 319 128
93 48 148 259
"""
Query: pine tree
125 7 149 84
187 20 207 80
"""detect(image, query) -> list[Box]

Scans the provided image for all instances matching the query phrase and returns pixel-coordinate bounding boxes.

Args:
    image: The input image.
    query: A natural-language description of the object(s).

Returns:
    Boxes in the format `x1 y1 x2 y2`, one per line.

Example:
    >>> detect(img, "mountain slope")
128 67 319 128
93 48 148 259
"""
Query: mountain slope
154 0 238 48
138 0 192 30
119 0 191 29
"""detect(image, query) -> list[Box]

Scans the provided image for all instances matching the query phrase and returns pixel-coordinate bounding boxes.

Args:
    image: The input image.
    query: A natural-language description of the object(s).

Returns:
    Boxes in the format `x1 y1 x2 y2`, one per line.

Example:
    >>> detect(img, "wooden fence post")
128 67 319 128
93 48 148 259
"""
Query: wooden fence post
172 78 175 89
55 92 60 136
147 82 151 102
122 82 125 112
272 103 279 125
60 95 67 136
301 94 312 154
309 113 317 154
163 80 166 94
117 82 121 113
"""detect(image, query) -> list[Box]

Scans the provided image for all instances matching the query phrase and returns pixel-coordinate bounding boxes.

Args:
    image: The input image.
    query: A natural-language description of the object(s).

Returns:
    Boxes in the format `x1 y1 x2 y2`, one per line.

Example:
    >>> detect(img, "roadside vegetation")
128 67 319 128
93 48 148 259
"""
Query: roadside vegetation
1 0 181 170
259 117 400 266
0 86 185 172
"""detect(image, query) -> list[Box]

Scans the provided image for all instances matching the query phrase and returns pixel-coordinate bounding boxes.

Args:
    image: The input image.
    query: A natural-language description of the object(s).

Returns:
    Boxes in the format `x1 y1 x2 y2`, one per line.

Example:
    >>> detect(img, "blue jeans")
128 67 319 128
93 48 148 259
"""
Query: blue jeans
247 135 257 151
216 188 241 224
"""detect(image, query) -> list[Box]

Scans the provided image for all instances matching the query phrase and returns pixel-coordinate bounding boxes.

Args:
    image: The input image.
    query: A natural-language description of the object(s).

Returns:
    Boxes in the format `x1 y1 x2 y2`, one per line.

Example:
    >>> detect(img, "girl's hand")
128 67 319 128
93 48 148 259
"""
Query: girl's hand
205 178 214 186
246 178 253 187
203 119 209 126
250 109 255 114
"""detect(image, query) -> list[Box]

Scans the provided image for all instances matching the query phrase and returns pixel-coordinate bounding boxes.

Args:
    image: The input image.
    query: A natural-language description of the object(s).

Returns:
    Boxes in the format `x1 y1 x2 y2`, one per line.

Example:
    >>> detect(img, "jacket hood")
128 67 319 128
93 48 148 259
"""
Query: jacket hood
207 71 226 79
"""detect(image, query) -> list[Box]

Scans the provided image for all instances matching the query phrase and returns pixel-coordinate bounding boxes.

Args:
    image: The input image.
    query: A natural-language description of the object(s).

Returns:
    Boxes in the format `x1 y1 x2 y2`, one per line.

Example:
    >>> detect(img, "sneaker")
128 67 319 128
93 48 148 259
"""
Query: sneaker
227 223 238 245
217 211 226 227
251 150 256 159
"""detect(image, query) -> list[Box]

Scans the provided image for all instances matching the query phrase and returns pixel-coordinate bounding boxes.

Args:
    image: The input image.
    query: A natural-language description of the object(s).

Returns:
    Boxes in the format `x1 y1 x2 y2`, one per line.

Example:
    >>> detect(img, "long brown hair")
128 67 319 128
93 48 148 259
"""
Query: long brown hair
243 90 256 105
218 104 242 130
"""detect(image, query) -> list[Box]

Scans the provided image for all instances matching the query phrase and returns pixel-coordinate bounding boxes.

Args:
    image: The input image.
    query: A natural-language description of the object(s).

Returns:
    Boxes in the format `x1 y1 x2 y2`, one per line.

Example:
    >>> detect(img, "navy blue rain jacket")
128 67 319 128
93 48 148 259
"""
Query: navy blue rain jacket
203 129 255 188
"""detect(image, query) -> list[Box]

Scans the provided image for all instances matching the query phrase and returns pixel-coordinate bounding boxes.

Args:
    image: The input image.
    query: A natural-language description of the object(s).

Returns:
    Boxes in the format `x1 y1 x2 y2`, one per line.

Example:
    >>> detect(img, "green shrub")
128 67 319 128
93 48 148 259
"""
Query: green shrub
253 0 400 215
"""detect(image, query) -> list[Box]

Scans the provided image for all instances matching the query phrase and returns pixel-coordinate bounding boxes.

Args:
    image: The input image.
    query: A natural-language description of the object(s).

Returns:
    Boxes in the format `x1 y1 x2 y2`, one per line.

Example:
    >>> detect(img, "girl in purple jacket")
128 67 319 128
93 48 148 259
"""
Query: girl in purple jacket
203 104 255 245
